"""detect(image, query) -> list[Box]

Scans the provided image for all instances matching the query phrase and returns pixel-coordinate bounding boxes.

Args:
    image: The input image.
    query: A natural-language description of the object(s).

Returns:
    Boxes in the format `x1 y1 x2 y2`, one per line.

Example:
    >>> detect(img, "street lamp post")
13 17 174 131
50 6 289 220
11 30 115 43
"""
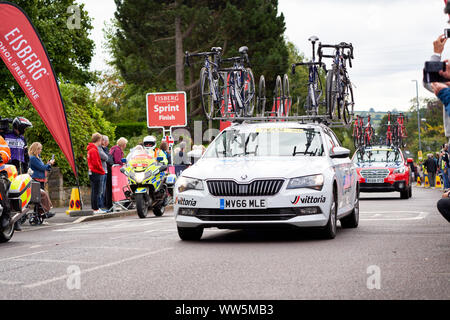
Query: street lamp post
412 80 421 152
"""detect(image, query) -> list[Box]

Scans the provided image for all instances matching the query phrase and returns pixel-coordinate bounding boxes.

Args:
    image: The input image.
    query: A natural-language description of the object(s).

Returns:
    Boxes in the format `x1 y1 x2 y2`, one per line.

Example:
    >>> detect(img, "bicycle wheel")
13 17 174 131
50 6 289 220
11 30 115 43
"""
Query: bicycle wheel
282 74 290 116
258 75 266 117
326 68 338 120
200 67 213 120
244 68 256 117
274 75 283 117
342 81 354 125
229 72 243 117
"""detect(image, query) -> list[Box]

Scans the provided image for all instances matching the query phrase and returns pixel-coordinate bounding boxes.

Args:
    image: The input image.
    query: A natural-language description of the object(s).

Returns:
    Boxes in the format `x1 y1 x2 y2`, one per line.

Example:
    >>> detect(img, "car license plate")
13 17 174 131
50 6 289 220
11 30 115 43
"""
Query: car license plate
366 178 384 183
220 199 267 210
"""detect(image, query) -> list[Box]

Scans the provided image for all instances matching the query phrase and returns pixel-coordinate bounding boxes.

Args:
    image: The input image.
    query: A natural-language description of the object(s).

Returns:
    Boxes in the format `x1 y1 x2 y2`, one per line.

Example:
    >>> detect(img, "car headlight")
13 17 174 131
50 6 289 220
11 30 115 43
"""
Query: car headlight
394 167 405 174
176 176 204 193
287 174 324 190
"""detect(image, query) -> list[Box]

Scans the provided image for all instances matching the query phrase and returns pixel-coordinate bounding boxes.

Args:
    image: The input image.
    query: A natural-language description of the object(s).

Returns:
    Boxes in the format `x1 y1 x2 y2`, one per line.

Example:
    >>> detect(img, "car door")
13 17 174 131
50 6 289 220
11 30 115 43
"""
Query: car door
329 129 355 211
323 130 346 212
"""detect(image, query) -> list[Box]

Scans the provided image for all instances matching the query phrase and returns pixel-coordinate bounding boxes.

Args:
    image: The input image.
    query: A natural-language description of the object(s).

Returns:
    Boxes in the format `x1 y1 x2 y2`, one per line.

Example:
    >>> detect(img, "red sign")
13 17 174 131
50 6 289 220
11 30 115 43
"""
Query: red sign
0 2 77 178
147 92 187 128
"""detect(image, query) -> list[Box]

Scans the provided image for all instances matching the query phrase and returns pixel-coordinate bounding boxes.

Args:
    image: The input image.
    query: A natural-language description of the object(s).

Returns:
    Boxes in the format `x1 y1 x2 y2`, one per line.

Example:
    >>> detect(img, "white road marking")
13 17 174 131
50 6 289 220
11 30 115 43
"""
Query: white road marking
0 251 48 263
23 247 173 289
14 258 96 265
360 211 430 221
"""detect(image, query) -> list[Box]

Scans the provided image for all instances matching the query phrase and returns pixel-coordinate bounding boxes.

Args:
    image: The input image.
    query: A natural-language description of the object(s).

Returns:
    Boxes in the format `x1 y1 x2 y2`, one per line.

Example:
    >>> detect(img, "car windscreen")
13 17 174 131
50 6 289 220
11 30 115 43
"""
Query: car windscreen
203 127 325 158
353 149 402 163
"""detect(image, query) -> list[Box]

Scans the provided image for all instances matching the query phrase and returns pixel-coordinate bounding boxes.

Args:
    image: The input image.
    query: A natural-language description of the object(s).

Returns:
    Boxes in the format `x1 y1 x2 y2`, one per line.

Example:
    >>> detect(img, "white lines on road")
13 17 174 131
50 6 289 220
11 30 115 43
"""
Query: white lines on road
22 247 173 289
13 258 96 265
359 211 430 221
0 251 48 263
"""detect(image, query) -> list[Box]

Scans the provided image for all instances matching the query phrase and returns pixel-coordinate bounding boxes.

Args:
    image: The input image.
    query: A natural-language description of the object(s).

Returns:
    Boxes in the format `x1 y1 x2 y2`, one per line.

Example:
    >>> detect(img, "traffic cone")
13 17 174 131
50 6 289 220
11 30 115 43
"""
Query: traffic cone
436 176 443 189
416 176 422 187
424 175 430 188
66 187 82 215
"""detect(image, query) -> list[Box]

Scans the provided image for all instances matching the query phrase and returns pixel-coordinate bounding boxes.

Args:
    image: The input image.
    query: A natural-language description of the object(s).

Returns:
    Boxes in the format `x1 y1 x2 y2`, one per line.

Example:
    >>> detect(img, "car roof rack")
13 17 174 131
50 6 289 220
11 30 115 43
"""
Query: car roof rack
212 115 350 128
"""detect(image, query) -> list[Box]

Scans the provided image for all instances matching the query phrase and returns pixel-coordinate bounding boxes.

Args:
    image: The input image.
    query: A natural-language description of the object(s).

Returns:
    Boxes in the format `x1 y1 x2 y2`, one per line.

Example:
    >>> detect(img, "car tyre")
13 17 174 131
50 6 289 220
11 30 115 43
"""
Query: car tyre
341 187 359 228
178 226 203 241
321 189 337 239
400 189 409 199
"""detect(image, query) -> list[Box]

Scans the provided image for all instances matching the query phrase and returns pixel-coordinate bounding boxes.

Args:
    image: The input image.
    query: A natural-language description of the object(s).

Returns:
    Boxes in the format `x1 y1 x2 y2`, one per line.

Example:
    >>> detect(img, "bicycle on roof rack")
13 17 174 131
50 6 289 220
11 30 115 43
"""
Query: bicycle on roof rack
220 46 256 118
292 36 327 117
185 47 226 120
318 41 355 125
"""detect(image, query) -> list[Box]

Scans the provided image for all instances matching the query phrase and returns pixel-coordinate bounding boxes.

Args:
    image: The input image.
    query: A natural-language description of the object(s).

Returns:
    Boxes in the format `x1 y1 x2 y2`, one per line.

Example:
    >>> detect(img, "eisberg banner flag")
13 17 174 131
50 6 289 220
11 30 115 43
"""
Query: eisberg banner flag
0 2 77 177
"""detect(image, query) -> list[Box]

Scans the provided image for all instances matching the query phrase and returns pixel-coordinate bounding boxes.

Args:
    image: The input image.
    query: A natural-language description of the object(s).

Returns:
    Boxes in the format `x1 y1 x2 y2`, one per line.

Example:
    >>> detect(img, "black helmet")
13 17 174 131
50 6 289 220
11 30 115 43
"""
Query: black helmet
12 117 32 135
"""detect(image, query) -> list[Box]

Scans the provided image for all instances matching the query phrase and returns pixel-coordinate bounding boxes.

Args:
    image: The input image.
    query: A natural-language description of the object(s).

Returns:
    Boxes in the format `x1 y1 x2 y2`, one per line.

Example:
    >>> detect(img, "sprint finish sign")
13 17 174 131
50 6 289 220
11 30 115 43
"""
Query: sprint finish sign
146 92 187 129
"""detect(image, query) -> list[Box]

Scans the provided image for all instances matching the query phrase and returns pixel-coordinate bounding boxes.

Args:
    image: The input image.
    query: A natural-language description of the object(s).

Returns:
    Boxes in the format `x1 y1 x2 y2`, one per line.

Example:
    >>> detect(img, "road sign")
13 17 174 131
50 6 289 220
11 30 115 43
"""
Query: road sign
146 92 187 129
418 150 423 161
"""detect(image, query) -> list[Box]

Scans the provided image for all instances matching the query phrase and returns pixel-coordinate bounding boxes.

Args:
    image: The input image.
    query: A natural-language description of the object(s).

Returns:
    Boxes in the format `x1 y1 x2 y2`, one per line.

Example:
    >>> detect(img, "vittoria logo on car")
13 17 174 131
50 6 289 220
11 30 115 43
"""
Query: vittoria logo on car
291 195 326 205
176 197 197 207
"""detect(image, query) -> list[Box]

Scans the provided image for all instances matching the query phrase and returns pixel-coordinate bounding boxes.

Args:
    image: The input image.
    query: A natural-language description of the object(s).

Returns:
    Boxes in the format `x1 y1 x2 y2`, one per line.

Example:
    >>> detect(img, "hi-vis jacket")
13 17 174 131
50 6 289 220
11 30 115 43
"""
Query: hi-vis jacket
0 135 11 168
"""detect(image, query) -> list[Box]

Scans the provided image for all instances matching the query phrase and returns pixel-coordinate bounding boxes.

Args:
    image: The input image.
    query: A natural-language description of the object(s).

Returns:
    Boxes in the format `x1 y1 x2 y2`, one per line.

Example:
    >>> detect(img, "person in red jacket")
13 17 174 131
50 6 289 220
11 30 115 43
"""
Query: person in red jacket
87 133 105 213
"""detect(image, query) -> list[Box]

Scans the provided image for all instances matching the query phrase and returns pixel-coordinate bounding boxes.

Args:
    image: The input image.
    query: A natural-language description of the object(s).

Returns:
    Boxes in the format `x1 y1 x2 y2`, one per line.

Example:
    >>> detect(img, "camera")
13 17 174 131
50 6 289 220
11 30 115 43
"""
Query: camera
445 29 450 38
423 61 448 83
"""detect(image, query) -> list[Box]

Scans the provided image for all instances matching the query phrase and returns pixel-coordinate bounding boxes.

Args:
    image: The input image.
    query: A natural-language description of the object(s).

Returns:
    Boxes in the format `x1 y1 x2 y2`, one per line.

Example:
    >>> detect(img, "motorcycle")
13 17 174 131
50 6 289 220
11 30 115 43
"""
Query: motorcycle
0 165 37 242
120 149 176 218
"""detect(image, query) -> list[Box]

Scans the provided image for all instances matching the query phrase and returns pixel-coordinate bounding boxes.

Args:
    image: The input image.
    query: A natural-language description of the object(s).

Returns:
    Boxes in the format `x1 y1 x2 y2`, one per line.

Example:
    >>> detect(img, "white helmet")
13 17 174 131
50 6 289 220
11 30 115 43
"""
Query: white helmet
143 135 156 152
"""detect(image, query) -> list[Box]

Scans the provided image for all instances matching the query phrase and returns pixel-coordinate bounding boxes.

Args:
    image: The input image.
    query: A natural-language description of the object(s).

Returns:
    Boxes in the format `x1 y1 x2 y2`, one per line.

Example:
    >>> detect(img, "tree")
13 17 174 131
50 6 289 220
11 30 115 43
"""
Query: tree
108 0 288 119
0 0 96 100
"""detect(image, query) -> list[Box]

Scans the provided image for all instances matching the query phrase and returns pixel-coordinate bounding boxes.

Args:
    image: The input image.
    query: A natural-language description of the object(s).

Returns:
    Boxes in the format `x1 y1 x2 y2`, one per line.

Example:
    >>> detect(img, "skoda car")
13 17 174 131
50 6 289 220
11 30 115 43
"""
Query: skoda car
174 121 359 240
352 146 412 199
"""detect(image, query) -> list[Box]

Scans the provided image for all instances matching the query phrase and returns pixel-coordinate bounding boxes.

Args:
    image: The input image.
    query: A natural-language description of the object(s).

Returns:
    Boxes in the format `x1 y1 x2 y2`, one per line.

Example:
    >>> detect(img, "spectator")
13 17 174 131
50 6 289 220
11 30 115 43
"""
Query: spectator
102 135 114 210
28 142 55 219
87 133 105 214
424 153 438 187
437 191 450 222
110 137 128 165
97 137 109 210
160 141 171 165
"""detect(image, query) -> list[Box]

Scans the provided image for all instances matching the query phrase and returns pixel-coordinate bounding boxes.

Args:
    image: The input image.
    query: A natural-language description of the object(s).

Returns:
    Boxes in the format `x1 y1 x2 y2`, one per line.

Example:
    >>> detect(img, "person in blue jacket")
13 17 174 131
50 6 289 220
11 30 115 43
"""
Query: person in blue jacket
28 142 55 219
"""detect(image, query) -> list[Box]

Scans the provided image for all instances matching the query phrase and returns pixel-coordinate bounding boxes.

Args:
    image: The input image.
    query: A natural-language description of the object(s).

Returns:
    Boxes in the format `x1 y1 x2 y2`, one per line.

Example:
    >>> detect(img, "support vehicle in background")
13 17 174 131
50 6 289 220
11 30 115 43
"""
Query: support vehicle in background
352 146 412 199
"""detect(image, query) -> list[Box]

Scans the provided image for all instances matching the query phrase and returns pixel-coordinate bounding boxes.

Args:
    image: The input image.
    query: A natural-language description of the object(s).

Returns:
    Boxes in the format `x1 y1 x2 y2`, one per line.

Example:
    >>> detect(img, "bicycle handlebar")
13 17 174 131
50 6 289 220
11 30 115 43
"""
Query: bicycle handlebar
184 51 221 67
291 62 326 75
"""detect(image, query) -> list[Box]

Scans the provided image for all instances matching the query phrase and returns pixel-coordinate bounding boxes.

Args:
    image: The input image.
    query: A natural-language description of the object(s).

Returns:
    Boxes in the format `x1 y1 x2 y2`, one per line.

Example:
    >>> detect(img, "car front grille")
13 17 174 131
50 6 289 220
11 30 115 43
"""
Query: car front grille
360 169 390 179
196 208 298 221
206 179 284 197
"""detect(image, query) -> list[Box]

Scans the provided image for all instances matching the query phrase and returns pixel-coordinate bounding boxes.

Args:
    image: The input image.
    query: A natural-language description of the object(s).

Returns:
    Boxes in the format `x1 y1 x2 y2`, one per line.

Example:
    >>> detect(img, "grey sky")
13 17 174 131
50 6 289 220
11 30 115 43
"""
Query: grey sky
79 0 449 111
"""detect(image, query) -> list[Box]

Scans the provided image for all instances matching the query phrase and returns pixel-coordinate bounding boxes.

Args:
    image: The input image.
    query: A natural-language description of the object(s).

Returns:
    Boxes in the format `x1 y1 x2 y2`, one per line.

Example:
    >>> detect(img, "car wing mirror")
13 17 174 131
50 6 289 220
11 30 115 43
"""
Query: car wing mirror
330 147 350 159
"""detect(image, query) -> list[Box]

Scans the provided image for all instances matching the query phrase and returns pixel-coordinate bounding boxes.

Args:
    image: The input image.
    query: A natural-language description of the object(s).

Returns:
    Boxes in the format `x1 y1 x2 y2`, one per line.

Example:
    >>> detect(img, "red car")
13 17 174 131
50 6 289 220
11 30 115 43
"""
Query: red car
352 146 412 199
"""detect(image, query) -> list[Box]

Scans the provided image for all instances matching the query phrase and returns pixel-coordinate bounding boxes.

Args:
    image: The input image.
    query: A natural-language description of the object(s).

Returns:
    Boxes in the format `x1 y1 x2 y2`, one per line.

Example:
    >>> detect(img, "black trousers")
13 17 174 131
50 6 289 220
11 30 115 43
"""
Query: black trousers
89 173 102 210
437 198 450 223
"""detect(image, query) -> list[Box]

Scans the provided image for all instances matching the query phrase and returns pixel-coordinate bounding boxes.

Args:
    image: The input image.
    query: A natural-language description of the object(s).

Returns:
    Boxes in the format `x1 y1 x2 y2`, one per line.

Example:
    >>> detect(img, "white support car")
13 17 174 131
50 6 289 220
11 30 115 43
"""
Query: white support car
174 121 359 240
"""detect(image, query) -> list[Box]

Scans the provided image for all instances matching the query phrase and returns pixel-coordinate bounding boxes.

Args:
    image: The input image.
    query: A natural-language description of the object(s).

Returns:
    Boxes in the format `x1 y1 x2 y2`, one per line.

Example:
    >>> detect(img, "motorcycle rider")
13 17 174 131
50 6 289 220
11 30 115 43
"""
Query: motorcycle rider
4 117 32 231
0 135 12 229
4 117 32 174
143 136 168 165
